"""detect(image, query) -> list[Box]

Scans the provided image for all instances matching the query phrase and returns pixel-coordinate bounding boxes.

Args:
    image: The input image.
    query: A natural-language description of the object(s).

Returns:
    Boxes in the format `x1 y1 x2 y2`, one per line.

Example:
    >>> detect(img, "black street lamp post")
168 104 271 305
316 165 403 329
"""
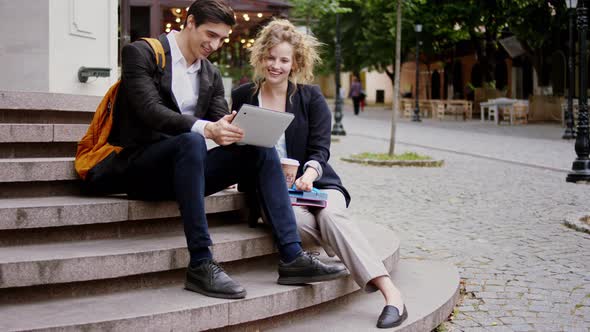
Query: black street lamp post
564 0 577 139
567 2 590 183
331 13 346 136
413 24 422 122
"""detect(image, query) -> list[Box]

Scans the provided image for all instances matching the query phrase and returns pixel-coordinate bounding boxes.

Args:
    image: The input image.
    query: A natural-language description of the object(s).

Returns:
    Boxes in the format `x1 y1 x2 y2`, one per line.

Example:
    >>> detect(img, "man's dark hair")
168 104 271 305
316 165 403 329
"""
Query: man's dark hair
185 0 236 27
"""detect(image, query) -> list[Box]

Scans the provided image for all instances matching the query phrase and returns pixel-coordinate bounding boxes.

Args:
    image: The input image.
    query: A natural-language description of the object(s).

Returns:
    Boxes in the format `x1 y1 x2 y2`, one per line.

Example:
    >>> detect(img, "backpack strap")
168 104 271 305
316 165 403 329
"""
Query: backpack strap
140 37 166 70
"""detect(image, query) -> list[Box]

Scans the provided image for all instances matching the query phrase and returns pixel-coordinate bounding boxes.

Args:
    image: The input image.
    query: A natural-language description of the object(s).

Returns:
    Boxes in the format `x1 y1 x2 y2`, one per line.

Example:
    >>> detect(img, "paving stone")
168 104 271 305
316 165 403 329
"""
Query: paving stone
531 324 562 332
498 316 527 325
510 311 538 318
509 324 535 332
453 319 481 328
458 304 478 312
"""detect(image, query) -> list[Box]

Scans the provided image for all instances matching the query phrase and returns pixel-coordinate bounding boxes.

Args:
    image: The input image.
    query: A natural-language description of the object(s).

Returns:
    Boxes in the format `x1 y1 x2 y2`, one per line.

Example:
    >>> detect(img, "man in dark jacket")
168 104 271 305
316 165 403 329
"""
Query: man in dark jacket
89 0 346 300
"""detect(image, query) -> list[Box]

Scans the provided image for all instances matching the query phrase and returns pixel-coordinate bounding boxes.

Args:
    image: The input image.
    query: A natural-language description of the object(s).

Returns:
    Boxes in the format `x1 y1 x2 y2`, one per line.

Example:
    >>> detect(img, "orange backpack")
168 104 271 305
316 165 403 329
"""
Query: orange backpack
75 38 166 180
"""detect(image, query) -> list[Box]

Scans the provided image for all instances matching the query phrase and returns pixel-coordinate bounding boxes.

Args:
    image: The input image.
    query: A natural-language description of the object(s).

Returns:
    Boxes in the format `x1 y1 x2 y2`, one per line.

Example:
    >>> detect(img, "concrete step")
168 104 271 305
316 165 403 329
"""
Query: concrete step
0 123 88 158
0 124 87 143
0 123 85 158
0 91 99 113
0 180 81 198
0 91 97 124
0 157 81 198
0 109 92 124
262 260 460 332
0 223 400 332
0 157 76 182
0 223 276 288
0 190 245 230
0 142 77 158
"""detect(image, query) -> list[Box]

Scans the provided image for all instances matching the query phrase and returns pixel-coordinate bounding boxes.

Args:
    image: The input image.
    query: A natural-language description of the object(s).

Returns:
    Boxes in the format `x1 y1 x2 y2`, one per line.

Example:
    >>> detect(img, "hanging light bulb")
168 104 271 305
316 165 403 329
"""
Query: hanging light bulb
166 23 172 28
257 13 263 18
176 17 181 23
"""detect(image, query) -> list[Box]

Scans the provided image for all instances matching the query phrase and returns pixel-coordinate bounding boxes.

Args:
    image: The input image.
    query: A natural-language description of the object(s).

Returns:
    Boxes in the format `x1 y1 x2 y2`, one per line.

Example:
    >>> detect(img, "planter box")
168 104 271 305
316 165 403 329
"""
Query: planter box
529 95 562 122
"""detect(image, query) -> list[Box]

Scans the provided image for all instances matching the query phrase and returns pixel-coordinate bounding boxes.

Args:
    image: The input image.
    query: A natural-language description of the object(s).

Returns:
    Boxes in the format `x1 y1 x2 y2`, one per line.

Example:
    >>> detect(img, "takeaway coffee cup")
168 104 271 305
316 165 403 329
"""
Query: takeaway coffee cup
280 158 300 188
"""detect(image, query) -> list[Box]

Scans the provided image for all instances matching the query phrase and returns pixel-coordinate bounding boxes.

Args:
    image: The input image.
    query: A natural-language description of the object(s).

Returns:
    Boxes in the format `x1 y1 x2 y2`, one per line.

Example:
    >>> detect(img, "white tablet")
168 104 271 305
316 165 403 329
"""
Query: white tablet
233 104 294 148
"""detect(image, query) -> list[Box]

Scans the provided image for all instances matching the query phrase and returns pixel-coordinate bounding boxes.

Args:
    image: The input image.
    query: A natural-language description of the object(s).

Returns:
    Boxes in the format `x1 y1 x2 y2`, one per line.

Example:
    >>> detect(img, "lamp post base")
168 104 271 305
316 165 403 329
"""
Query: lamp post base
331 124 347 136
566 159 590 183
412 108 421 122
562 129 576 139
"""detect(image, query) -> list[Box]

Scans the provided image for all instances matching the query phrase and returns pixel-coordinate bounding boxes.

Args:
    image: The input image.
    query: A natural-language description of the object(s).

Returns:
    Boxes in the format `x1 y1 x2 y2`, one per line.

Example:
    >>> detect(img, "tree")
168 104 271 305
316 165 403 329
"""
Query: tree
506 0 567 86
389 0 402 156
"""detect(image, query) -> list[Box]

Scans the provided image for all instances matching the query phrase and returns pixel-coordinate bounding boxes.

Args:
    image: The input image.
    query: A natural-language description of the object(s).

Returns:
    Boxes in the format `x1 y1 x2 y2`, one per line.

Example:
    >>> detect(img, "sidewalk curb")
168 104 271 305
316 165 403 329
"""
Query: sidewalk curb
347 133 571 174
564 212 590 234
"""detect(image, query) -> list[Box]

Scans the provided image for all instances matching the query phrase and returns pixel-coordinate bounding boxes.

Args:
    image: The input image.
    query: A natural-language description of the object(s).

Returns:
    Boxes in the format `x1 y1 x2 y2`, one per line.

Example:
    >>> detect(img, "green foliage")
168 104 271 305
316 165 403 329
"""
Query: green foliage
290 0 351 18
289 0 354 76
293 0 569 88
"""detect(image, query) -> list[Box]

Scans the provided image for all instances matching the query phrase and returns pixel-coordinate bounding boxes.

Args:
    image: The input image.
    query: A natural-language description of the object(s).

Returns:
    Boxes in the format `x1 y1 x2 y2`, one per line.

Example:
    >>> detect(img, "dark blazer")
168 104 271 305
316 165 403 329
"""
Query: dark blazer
110 33 229 148
87 33 229 193
231 82 351 206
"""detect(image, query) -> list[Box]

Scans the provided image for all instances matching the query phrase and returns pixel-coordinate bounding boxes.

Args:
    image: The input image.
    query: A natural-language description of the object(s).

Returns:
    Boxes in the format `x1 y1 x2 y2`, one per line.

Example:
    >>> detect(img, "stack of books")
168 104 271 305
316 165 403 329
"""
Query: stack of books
288 187 328 208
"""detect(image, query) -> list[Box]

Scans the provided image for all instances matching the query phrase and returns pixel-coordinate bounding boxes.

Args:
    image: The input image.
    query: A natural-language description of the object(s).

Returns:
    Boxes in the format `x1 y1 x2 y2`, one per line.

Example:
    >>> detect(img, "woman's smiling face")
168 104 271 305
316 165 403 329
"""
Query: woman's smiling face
263 41 294 85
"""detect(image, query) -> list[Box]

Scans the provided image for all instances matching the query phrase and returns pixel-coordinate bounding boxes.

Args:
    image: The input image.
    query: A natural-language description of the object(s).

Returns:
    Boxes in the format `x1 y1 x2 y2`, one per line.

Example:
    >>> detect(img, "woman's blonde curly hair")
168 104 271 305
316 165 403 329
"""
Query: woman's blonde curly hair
249 19 322 89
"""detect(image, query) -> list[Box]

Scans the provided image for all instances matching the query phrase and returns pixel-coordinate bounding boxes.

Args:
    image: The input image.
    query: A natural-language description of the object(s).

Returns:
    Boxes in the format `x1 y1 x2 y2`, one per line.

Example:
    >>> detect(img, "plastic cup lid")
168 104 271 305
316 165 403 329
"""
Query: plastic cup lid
280 158 300 166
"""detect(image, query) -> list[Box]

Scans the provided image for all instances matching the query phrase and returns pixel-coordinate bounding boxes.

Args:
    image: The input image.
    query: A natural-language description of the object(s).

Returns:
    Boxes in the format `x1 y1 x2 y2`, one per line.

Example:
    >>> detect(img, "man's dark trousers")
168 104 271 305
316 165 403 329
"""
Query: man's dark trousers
124 132 301 251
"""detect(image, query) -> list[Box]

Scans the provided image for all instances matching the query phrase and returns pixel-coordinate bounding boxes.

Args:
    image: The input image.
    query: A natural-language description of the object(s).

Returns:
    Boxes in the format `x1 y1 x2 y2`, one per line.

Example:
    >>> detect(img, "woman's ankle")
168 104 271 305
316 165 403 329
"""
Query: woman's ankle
371 276 404 308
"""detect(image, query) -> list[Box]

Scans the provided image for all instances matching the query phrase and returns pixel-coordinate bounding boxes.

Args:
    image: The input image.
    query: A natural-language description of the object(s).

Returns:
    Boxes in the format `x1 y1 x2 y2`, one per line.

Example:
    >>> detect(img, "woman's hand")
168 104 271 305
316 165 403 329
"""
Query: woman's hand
294 168 318 192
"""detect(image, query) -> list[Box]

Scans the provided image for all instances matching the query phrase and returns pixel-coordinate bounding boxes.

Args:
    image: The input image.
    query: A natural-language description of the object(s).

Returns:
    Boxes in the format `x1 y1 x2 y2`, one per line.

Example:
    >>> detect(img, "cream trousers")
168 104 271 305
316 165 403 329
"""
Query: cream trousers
293 189 389 292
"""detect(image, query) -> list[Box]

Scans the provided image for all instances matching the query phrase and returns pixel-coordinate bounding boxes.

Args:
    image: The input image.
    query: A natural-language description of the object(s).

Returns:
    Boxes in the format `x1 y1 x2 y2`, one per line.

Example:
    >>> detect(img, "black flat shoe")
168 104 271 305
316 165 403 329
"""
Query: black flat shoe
377 304 407 328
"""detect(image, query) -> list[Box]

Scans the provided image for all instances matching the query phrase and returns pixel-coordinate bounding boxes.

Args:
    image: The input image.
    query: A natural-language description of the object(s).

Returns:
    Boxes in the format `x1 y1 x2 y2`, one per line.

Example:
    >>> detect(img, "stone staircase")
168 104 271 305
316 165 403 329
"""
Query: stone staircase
0 91 460 331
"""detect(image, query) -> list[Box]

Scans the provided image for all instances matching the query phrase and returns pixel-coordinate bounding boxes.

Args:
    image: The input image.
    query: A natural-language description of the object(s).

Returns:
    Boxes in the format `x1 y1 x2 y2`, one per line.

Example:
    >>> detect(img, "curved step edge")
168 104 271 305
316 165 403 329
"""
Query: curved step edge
0 223 399 331
254 259 461 332
0 224 274 288
0 190 246 230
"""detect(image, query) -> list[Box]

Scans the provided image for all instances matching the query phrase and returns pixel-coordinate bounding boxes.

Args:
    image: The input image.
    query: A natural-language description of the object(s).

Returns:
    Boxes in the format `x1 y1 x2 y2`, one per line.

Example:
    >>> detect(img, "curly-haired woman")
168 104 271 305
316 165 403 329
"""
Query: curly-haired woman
231 19 407 329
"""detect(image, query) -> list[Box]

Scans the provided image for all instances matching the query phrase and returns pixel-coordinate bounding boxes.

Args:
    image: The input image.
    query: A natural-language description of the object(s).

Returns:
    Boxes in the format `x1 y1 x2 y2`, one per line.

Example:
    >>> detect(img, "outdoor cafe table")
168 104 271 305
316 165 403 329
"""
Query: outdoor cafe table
480 98 520 125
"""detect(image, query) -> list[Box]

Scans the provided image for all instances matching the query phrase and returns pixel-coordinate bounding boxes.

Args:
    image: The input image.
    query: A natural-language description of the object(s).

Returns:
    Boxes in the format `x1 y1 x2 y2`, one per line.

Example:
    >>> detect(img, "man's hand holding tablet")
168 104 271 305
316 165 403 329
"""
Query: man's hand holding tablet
229 104 294 148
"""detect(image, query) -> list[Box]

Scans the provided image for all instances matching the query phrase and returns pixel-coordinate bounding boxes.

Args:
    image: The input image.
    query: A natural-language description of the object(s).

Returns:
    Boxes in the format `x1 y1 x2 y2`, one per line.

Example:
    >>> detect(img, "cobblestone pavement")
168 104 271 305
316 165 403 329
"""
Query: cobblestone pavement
327 104 590 331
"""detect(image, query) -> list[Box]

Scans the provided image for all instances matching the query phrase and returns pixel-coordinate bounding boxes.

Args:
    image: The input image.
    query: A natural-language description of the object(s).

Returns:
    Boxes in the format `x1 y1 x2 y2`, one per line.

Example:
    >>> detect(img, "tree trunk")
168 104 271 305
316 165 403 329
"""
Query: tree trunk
389 0 402 156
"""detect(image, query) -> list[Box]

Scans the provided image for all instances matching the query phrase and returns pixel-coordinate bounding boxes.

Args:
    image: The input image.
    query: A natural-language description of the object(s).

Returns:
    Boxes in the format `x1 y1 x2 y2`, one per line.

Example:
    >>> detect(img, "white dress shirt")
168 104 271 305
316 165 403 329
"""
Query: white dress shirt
166 31 209 136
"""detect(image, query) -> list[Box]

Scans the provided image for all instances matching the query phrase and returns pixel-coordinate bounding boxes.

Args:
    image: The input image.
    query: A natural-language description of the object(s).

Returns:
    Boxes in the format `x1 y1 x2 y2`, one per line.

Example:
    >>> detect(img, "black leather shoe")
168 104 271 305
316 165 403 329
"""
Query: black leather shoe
185 260 247 299
377 304 408 328
277 251 348 285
